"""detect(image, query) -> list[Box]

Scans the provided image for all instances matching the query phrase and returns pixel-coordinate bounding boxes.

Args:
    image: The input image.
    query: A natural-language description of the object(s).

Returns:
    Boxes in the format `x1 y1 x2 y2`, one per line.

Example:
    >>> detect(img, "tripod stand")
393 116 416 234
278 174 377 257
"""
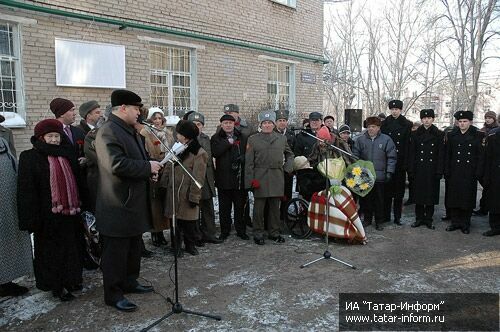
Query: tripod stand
141 123 221 332
299 130 356 270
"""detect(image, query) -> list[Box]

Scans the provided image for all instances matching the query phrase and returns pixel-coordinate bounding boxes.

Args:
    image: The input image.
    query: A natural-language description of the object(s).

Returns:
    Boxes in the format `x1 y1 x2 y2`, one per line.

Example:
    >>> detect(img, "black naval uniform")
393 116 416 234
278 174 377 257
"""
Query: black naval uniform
444 126 485 233
482 130 500 236
381 114 412 223
407 124 445 227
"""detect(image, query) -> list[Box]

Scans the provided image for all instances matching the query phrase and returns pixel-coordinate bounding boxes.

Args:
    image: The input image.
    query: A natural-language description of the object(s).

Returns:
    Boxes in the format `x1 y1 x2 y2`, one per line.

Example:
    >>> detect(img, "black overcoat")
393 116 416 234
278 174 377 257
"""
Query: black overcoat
444 126 485 209
211 128 246 190
407 125 445 205
381 114 412 197
94 114 152 237
483 131 500 213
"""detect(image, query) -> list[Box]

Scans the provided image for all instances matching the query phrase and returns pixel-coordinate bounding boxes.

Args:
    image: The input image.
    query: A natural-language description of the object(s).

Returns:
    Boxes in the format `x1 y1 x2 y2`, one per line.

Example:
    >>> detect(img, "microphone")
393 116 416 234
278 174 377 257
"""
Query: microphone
140 120 159 131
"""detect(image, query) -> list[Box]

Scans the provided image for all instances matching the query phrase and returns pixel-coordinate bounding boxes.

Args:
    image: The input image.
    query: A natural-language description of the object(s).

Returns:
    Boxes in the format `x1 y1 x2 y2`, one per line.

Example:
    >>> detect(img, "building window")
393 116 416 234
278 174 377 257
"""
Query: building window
267 62 295 113
149 44 196 116
0 21 25 127
484 87 491 95
270 0 297 8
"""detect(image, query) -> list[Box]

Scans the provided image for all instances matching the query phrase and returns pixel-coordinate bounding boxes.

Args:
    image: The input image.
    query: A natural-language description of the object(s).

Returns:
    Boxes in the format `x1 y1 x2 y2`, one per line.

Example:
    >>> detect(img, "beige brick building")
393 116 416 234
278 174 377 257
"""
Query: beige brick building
0 0 325 153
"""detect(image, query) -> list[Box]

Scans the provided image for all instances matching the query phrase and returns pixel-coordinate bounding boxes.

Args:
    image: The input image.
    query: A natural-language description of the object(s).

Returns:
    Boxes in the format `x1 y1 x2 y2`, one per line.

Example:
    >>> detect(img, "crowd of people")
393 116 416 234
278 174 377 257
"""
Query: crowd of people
0 90 498 312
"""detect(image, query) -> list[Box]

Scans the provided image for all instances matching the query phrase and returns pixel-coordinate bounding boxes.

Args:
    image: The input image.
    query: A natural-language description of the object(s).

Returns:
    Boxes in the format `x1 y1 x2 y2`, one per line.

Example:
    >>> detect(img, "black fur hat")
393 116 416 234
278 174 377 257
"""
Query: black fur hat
176 120 199 139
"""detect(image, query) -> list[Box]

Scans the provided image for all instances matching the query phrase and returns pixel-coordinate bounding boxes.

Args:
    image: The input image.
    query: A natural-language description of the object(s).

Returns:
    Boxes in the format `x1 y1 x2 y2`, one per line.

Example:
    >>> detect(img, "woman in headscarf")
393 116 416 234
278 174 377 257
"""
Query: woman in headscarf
0 137 33 297
17 119 84 301
140 107 174 247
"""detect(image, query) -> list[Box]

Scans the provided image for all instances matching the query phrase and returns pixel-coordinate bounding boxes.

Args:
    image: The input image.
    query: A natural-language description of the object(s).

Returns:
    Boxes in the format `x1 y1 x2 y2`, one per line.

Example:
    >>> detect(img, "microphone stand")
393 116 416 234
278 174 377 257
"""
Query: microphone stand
140 123 221 331
299 130 356 270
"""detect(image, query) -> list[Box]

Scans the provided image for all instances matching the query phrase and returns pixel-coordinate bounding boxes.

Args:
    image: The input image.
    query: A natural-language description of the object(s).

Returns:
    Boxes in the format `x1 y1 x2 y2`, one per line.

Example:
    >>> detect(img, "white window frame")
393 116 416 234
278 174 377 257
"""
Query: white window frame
270 0 297 9
148 41 197 116
0 20 26 127
265 58 296 117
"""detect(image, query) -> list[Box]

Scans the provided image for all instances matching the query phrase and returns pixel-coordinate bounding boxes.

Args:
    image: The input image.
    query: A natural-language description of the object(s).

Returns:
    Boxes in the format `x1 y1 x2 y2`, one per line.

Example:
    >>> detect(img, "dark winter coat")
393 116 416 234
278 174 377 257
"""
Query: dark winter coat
198 132 216 199
294 128 317 158
94 113 153 237
407 125 445 205
245 131 294 198
276 127 296 153
164 139 207 220
444 126 485 209
381 114 412 168
211 128 246 190
83 127 99 213
76 119 92 135
17 138 84 291
0 124 16 157
352 131 397 182
482 131 500 213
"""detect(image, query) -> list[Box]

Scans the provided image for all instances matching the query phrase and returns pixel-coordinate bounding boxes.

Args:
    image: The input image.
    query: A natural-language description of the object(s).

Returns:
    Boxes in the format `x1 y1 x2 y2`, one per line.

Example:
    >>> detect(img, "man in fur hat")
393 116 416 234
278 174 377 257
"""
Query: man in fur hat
444 111 485 234
95 89 162 312
381 99 412 225
76 100 102 134
353 116 397 230
245 110 294 245
407 109 445 229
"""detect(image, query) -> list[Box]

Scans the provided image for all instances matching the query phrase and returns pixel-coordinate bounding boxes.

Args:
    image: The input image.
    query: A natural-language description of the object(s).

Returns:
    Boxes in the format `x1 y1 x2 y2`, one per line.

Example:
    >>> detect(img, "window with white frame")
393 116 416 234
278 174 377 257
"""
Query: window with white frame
267 62 294 112
149 44 195 116
270 0 297 8
0 21 25 126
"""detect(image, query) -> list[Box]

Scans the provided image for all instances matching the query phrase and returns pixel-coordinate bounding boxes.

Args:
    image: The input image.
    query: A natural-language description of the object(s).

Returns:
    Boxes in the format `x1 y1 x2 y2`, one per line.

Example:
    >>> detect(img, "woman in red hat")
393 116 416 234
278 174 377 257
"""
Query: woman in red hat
17 119 84 301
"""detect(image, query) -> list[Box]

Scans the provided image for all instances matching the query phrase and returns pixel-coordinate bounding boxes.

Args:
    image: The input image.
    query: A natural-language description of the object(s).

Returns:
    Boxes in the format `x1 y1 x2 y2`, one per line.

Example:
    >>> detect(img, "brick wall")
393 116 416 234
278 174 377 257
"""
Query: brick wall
1 1 324 153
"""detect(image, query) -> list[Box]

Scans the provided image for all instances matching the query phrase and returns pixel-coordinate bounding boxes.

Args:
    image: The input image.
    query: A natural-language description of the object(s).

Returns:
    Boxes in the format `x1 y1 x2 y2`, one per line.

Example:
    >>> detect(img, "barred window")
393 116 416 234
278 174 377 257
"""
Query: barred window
267 62 294 112
149 44 195 116
0 21 24 126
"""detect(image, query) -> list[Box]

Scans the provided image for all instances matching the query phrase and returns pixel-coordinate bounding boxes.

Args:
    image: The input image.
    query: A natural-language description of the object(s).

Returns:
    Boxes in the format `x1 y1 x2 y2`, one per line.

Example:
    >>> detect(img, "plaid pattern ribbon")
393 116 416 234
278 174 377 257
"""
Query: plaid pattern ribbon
307 186 367 244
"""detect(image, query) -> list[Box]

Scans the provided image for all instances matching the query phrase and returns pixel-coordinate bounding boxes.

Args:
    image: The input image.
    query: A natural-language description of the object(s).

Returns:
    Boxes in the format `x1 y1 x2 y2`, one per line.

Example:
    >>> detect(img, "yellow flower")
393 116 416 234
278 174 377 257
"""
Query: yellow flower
352 167 362 176
360 183 370 190
346 178 356 188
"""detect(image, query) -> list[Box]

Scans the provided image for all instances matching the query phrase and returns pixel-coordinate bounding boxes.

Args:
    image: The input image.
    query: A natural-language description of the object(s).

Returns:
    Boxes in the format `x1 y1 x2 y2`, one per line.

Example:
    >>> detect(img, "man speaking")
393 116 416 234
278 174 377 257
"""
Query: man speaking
95 89 162 312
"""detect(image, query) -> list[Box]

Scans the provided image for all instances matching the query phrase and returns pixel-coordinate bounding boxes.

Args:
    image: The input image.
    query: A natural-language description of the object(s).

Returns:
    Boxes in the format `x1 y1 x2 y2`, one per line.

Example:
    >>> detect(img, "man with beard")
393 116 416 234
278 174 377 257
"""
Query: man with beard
407 109 445 230
381 99 412 225
444 111 485 234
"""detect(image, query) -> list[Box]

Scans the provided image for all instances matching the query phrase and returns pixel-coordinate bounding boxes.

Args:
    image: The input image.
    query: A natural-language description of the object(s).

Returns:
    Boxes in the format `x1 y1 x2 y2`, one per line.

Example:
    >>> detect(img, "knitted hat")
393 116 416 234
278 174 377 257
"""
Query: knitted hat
378 113 386 120
147 107 164 120
79 100 100 119
338 124 351 134
176 120 199 140
111 89 143 107
50 98 75 118
34 119 63 137
365 116 382 127
484 110 497 120
420 109 435 119
388 100 403 110
220 114 235 122
317 126 332 141
293 156 312 171
187 111 205 125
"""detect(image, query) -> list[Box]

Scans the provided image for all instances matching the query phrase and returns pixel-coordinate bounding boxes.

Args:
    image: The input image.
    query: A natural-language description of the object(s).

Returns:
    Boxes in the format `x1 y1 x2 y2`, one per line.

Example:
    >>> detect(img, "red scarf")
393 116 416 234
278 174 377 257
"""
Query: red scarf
48 155 81 215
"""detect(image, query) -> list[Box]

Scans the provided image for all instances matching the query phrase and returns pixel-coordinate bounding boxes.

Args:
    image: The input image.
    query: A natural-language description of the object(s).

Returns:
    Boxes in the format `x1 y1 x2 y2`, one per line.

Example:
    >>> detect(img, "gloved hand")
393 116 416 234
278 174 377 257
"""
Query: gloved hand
251 179 261 189
385 173 393 183
188 201 198 208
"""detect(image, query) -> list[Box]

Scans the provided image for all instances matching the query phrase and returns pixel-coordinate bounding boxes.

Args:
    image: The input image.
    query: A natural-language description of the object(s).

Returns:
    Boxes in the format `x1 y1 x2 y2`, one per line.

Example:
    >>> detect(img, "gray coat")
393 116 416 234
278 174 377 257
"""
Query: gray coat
245 132 294 198
353 131 397 182
94 114 152 237
0 124 16 157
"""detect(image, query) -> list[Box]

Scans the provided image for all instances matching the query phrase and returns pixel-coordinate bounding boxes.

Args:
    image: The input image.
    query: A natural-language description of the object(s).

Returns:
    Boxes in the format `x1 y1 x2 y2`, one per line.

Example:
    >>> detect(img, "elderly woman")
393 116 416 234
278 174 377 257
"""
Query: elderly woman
17 119 84 301
140 107 174 247
164 120 207 256
0 137 33 297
